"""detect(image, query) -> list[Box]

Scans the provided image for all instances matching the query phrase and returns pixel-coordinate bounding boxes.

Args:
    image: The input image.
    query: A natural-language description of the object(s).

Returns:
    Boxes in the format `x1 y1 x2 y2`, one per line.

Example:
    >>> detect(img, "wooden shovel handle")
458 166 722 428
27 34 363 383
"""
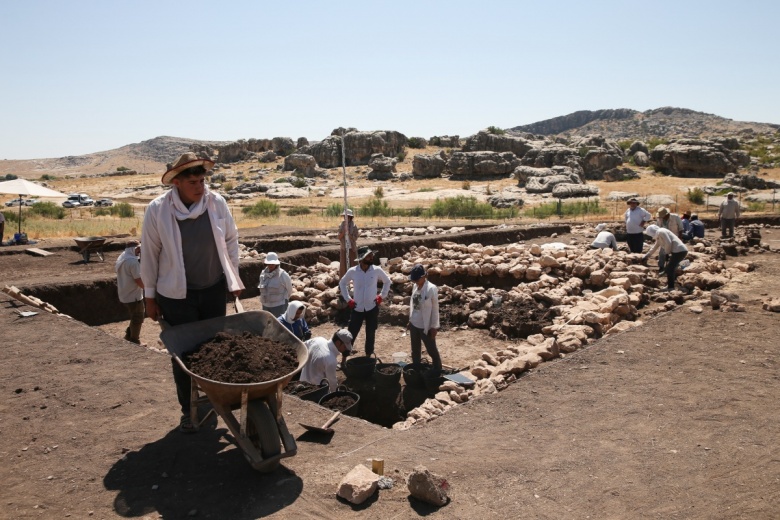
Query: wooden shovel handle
322 411 341 429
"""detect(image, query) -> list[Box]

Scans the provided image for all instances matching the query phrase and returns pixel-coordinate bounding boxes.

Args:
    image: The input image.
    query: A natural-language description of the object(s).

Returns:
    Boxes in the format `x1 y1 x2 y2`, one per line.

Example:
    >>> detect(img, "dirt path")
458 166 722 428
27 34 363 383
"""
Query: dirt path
2 232 780 518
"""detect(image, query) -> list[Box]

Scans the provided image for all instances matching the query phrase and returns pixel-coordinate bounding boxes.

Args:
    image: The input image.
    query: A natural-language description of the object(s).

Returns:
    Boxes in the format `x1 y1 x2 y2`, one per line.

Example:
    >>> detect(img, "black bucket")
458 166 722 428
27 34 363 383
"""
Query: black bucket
343 355 377 380
318 389 360 417
299 380 329 403
402 362 430 389
423 368 443 393
375 362 402 387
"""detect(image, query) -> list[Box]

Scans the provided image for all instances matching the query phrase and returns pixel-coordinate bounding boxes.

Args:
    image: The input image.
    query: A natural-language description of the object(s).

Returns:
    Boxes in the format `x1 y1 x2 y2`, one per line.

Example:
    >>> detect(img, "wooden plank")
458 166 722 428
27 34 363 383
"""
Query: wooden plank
25 248 54 257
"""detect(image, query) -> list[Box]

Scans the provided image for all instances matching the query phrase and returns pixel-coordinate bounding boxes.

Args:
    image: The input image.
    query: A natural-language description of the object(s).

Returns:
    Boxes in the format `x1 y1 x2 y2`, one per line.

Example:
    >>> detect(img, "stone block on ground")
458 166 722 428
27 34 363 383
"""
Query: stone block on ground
338 464 381 504
407 466 451 507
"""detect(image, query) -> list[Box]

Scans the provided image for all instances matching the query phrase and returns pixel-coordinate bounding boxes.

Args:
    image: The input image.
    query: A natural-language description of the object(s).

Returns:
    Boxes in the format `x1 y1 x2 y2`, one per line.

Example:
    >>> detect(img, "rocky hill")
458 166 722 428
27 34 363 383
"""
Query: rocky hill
509 107 779 140
0 136 227 180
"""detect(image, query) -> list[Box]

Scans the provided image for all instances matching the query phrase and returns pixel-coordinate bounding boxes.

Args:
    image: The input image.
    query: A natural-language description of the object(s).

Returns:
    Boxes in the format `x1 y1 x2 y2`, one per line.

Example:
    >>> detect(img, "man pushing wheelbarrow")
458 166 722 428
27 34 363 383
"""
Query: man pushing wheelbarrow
141 153 244 433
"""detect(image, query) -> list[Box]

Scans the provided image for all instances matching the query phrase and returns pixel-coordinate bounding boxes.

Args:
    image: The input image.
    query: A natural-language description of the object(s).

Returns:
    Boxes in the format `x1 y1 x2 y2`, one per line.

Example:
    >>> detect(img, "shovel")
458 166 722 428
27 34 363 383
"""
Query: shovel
299 411 341 435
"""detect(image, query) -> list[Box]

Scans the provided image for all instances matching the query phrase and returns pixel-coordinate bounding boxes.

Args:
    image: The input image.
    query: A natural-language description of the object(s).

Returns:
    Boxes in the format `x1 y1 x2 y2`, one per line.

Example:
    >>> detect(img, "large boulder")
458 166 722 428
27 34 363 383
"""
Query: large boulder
514 165 581 187
429 135 460 147
603 167 640 182
520 143 584 175
446 151 520 178
299 130 407 168
723 172 780 190
648 139 751 177
488 192 524 208
581 149 624 179
462 130 536 156
633 151 649 166
629 141 649 155
283 153 326 177
552 183 600 198
368 153 397 173
412 153 447 178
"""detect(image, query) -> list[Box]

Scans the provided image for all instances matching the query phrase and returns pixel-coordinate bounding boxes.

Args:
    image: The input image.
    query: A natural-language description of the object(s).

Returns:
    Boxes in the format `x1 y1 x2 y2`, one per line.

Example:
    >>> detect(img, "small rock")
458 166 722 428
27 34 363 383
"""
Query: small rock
337 464 380 504
689 306 703 314
407 465 450 506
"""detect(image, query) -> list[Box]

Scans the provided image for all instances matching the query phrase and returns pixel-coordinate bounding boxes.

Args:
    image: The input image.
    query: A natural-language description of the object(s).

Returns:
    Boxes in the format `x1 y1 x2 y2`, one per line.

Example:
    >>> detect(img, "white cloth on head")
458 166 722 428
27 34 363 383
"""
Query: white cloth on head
140 187 243 299
281 301 305 324
115 246 143 303
591 231 617 250
300 337 339 392
595 223 606 232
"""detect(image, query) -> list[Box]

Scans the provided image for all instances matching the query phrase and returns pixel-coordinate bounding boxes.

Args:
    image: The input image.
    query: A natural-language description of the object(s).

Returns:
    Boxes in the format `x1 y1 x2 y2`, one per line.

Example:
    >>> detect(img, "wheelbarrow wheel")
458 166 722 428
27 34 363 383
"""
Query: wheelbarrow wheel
246 400 281 468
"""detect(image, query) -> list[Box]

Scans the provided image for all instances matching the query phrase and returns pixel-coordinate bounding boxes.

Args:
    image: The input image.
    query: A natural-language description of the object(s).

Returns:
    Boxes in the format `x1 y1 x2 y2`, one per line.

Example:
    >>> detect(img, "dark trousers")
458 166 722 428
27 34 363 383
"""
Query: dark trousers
123 300 145 343
665 251 688 289
410 324 442 371
157 279 227 415
626 232 645 253
721 218 735 238
348 305 379 356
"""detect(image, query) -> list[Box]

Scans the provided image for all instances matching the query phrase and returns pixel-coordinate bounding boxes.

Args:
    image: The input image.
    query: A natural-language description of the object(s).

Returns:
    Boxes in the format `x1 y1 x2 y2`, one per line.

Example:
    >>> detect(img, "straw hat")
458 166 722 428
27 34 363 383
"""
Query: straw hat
656 207 669 218
162 152 215 185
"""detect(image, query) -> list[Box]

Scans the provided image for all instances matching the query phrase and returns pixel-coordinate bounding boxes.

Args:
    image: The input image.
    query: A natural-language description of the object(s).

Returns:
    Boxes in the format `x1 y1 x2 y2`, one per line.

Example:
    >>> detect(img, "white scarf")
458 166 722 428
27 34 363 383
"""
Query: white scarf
115 246 138 270
171 185 209 221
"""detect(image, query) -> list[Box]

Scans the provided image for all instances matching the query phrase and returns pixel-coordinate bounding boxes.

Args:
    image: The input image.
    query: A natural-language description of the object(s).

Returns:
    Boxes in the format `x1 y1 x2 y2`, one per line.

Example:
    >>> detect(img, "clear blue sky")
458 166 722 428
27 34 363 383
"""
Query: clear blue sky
1 0 778 159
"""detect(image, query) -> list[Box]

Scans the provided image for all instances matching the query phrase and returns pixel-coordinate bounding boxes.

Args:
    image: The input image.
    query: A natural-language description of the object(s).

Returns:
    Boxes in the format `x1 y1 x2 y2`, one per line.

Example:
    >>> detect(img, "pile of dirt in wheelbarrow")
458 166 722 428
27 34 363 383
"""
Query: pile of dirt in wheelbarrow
183 331 298 384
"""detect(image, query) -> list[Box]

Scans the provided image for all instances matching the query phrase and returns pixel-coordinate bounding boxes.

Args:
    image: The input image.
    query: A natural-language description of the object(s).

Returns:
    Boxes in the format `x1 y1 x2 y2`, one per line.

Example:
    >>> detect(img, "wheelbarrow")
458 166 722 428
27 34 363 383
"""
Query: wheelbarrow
159 311 308 472
74 236 109 263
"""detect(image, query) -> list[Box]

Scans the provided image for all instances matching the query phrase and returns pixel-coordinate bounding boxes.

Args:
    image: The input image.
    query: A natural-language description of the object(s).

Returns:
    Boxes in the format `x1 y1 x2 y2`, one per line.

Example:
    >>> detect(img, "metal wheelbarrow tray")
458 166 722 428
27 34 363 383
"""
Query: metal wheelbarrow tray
74 236 109 263
160 311 308 472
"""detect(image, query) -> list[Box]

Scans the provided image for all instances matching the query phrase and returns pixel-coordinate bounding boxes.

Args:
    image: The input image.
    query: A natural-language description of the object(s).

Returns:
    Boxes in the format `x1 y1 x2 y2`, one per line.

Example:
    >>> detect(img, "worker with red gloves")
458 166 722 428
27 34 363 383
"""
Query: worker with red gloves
338 246 391 357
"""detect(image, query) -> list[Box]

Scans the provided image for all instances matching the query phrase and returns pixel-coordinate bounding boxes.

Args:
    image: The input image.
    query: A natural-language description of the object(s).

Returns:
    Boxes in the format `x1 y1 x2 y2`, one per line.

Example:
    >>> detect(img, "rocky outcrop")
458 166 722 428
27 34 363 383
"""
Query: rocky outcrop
510 109 637 135
520 144 583 175
571 135 624 179
217 137 295 163
603 167 640 182
629 141 649 155
488 192 524 208
429 135 460 147
722 172 780 190
462 130 536 157
446 151 520 178
299 136 342 168
367 154 397 180
648 139 751 177
283 154 326 177
551 183 599 198
300 130 407 168
412 153 447 178
296 137 309 148
508 107 779 139
515 166 582 192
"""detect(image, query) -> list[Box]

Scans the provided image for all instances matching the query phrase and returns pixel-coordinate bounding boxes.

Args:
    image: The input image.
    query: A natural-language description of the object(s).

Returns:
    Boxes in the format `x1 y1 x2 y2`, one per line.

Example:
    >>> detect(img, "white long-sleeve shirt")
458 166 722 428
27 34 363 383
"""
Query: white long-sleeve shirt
591 231 617 250
625 206 652 234
300 337 339 392
409 280 440 334
646 228 688 257
141 190 242 299
339 264 391 312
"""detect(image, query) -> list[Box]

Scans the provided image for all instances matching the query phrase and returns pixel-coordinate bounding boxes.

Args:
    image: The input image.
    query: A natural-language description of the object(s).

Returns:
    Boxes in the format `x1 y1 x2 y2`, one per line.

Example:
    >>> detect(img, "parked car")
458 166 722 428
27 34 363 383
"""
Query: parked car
5 198 23 207
24 199 39 206
66 193 94 206
95 198 113 207
62 200 81 208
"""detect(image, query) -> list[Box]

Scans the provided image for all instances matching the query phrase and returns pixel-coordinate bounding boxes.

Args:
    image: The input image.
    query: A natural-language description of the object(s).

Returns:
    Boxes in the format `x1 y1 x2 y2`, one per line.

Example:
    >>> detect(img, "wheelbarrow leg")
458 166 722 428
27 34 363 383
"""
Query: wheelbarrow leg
188 378 214 431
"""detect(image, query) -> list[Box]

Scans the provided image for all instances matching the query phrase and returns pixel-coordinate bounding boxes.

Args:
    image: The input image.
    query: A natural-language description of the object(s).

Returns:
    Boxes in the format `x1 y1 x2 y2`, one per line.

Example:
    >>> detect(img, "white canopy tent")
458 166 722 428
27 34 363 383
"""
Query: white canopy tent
0 178 68 236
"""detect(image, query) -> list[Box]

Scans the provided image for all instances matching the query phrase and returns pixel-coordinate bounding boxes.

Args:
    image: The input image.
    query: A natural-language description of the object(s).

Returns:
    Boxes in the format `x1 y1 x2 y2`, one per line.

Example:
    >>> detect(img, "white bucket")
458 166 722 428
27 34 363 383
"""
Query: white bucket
380 257 388 267
392 351 407 363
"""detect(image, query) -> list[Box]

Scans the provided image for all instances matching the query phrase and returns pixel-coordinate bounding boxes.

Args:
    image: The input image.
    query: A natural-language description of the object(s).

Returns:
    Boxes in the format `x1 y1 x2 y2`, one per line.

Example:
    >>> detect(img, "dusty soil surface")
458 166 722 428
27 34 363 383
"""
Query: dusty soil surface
184 332 298 384
2 228 780 518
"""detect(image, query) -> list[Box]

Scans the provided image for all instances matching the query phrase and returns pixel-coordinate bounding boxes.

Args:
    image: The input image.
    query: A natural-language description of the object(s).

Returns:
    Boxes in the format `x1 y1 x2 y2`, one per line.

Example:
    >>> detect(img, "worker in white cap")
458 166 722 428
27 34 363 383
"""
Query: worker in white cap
301 329 353 392
258 251 293 317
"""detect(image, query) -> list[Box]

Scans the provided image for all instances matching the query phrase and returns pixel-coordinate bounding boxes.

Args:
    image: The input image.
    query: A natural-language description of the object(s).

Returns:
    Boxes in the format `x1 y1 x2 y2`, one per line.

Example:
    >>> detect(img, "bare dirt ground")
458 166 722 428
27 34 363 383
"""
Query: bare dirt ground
2 229 780 519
